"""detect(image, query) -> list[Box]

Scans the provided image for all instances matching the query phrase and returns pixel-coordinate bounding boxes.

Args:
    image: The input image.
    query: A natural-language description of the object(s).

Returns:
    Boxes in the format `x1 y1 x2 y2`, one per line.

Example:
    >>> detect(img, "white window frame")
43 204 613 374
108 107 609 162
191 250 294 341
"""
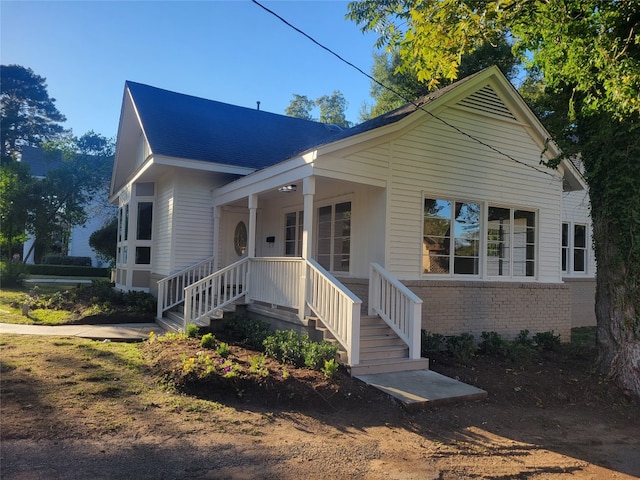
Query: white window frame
422 197 482 277
486 205 537 279
562 222 589 275
420 197 538 280
316 200 351 274
283 209 303 257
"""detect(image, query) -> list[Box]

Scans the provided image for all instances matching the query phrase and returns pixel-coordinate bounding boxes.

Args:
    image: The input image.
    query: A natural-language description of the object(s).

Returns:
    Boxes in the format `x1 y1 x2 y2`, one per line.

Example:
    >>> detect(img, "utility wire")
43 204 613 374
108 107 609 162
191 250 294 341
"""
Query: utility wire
251 0 558 179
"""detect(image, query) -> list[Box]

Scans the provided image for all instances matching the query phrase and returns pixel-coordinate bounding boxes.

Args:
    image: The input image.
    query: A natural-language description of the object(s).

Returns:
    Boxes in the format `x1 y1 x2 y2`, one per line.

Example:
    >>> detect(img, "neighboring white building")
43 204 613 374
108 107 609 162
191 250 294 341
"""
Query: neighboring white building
110 67 594 373
20 146 115 267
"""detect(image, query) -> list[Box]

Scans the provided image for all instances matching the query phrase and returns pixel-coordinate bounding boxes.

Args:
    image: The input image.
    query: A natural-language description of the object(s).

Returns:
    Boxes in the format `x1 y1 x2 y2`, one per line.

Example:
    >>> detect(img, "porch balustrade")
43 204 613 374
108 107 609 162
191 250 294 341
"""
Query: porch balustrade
156 256 216 320
368 262 423 359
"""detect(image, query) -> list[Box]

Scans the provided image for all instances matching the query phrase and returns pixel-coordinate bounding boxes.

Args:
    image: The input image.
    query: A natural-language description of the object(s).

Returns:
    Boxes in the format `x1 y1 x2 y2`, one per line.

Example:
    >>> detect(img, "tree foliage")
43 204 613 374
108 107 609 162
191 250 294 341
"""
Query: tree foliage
89 216 118 266
285 91 351 127
347 0 640 396
284 94 315 121
361 36 519 121
1 64 66 161
23 132 115 263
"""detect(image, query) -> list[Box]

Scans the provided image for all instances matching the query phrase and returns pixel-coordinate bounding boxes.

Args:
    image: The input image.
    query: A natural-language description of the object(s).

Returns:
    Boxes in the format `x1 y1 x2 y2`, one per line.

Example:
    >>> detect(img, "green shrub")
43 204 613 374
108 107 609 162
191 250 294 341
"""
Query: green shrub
248 355 270 377
263 329 339 371
514 329 534 348
303 340 339 370
445 333 476 365
421 331 444 356
533 331 562 351
263 330 305 366
25 264 110 277
216 342 232 358
200 333 216 349
478 331 510 358
185 323 200 338
508 342 535 364
322 358 340 379
42 255 92 266
0 260 26 287
222 314 271 349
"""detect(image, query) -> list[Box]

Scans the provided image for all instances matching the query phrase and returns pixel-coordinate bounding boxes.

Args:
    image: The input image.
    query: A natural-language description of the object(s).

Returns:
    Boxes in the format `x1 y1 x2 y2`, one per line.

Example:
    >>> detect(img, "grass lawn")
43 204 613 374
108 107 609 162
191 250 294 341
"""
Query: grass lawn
1 275 110 326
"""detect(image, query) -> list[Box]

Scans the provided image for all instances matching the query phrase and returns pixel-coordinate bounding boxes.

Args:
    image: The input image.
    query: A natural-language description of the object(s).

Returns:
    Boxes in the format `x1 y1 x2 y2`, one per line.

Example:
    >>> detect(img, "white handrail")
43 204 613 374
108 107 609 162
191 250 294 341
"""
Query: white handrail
368 262 423 359
306 259 362 365
183 257 249 328
156 256 216 320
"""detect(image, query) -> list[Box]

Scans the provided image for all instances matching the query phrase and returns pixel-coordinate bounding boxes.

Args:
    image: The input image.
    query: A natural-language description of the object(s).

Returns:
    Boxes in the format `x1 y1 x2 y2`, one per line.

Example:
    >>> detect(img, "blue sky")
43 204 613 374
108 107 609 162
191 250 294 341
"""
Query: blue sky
1 1 381 140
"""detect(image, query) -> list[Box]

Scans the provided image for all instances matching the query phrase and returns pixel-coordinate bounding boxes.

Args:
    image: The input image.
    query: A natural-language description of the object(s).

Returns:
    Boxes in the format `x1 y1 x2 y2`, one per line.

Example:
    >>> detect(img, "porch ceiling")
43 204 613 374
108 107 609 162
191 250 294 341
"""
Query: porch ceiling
220 176 360 209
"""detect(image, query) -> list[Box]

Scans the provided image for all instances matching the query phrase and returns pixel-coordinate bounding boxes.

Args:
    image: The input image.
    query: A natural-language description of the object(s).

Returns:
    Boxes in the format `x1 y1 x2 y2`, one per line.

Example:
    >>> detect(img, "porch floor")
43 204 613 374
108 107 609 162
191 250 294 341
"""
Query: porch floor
355 370 487 410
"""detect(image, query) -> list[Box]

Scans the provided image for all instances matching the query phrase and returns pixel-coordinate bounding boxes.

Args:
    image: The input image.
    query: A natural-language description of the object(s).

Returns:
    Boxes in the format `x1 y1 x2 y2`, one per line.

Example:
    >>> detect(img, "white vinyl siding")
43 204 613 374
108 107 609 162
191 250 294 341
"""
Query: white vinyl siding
153 179 174 275
172 173 215 270
374 87 564 282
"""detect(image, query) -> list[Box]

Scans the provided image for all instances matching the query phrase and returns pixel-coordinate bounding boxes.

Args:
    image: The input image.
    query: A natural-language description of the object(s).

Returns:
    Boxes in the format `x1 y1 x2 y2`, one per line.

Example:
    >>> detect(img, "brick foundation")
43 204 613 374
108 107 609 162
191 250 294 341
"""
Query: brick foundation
339 278 572 342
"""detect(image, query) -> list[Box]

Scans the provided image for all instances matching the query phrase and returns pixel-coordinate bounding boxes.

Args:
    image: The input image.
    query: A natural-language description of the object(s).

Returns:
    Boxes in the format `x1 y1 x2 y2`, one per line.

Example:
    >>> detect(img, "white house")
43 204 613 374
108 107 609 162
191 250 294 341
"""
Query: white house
110 66 594 374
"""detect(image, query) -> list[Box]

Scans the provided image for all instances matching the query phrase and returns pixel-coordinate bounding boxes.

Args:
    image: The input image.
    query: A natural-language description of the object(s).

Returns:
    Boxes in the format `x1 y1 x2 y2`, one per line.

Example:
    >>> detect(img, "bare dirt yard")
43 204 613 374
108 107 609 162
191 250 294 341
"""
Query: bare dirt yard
1 327 639 480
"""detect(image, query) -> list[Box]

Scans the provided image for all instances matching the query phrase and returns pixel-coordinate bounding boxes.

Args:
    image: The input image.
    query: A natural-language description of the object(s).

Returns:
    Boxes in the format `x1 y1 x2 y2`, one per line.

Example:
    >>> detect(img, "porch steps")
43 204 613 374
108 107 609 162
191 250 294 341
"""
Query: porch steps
157 310 183 333
157 306 226 333
311 315 430 376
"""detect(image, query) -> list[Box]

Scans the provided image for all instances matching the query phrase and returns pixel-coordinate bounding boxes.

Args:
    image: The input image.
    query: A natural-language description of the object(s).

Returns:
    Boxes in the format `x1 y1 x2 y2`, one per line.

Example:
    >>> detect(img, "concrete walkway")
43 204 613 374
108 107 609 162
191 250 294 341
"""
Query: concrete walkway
0 322 165 341
24 278 93 284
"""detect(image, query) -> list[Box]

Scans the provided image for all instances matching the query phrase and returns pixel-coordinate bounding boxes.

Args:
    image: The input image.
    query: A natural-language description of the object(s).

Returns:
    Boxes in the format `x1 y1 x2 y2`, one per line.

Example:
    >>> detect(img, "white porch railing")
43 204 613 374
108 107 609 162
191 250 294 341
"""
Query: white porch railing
162 257 420 367
306 259 362 365
247 257 305 309
184 257 249 327
368 262 423 360
156 256 216 320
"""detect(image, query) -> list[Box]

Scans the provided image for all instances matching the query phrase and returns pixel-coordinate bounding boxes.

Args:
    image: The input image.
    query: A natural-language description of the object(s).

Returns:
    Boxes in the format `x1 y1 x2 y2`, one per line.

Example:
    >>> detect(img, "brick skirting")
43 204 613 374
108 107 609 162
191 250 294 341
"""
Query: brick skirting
339 278 573 342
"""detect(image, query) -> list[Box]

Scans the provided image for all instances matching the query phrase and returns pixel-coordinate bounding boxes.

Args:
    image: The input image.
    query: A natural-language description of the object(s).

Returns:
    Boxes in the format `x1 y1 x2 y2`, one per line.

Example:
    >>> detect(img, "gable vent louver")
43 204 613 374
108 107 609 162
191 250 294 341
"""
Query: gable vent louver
457 85 517 121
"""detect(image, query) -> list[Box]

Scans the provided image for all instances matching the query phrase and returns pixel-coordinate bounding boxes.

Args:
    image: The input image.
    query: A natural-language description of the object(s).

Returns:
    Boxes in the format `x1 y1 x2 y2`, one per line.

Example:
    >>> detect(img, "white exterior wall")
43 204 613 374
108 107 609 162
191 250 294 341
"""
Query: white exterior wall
153 175 175 276
380 107 563 282
171 172 216 271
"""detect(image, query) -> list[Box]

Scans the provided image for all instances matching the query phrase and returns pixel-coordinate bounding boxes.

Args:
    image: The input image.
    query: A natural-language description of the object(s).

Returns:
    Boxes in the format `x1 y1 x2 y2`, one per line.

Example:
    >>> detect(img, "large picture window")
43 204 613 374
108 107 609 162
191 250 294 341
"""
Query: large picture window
317 201 351 272
423 199 480 275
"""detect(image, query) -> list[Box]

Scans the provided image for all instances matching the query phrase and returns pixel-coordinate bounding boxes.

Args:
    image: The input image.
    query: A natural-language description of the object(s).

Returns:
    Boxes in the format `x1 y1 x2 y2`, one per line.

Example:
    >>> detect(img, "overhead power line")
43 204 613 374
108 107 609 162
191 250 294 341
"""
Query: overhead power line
251 0 558 179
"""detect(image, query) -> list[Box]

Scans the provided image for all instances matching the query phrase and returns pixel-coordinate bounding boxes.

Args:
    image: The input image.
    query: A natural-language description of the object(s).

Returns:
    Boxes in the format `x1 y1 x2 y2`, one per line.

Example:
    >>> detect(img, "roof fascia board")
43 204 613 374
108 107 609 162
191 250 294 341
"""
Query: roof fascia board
108 157 155 203
558 158 587 191
152 154 255 175
110 88 135 197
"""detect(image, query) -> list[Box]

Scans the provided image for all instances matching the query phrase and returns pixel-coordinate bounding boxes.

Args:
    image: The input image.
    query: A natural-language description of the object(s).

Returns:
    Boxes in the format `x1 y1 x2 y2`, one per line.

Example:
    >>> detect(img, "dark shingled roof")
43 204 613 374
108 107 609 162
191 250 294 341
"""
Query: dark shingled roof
126 70 484 170
127 81 345 170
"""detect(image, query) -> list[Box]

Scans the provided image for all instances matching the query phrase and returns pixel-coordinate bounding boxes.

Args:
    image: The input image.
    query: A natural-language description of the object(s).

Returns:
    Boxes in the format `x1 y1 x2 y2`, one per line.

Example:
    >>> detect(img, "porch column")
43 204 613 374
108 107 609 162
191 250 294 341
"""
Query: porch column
248 194 258 258
212 205 221 270
301 176 315 260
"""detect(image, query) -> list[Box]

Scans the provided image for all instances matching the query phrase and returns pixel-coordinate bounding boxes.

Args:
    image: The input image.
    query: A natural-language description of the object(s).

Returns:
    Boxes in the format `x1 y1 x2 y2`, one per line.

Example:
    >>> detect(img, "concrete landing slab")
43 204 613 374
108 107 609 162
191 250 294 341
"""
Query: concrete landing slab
356 369 487 409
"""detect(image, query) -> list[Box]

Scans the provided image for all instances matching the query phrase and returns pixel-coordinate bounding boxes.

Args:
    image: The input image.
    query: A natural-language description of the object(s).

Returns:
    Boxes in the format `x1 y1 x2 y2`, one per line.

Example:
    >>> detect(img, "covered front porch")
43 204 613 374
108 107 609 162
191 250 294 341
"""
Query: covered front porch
156 167 427 374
